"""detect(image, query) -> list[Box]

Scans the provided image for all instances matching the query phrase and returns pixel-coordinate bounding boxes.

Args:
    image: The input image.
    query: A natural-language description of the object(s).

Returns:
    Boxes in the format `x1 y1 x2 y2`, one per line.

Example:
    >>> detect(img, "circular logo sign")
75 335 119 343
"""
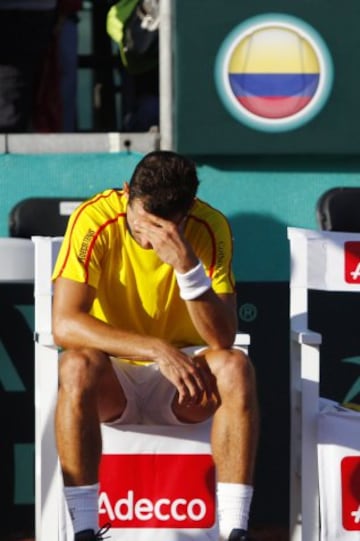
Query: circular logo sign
238 303 258 323
214 13 334 132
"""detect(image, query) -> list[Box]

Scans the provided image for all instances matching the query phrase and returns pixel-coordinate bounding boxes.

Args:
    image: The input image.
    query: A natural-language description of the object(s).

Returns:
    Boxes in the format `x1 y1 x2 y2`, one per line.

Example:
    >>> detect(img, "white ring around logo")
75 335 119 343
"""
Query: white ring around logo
214 13 334 132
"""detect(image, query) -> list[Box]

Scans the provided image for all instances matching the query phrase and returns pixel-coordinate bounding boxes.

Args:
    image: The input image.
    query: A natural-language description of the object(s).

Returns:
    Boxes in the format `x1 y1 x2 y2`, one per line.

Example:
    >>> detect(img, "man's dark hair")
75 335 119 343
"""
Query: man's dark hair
128 151 199 218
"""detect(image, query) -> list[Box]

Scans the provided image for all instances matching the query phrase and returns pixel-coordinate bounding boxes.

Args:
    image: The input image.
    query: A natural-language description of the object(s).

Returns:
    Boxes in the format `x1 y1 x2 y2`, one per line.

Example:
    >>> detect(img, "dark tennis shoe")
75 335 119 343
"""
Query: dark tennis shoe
228 528 254 541
75 523 111 541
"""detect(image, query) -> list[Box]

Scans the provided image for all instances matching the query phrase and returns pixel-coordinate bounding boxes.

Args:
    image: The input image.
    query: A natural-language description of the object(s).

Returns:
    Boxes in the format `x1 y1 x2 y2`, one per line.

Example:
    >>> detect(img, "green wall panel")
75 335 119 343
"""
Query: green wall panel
1 153 360 281
197 158 360 280
173 0 360 155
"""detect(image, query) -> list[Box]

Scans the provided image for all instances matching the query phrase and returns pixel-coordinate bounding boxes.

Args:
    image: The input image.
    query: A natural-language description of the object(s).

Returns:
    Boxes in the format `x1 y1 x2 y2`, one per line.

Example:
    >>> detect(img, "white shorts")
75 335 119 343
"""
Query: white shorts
107 346 207 426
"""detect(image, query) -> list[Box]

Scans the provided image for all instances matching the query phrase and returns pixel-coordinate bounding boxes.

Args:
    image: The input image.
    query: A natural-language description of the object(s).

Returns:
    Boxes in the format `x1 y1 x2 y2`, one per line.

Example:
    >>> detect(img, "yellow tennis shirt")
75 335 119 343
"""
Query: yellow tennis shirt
53 189 236 349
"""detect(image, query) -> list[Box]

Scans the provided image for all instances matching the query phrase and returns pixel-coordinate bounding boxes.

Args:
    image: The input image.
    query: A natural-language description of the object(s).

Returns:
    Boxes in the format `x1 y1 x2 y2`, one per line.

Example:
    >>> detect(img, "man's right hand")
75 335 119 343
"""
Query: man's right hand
154 343 213 406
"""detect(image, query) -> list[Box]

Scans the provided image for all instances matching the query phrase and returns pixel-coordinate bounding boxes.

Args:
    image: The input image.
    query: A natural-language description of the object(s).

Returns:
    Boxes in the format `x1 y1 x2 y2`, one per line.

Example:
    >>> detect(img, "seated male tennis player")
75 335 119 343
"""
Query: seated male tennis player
52 150 259 541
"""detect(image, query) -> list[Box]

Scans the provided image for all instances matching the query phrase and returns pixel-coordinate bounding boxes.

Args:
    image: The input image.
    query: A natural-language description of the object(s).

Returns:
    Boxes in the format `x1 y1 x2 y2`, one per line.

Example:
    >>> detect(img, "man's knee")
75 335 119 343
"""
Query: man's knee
207 348 257 399
58 348 109 390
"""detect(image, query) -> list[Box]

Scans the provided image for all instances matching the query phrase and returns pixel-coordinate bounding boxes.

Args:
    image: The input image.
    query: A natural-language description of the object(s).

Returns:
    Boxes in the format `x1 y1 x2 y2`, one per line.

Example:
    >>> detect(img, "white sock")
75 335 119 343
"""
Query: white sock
217 482 254 540
64 483 99 534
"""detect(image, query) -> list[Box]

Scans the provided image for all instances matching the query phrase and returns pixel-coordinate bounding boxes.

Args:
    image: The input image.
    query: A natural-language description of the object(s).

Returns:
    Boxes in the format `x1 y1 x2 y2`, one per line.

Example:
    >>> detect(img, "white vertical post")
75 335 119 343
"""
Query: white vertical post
289 233 310 541
159 0 174 150
288 229 321 541
33 236 64 541
300 341 320 541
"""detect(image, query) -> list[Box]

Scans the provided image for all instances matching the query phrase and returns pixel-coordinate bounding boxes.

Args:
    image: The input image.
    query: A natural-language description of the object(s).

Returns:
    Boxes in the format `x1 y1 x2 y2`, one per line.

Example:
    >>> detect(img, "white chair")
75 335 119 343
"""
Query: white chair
288 226 360 541
33 235 251 541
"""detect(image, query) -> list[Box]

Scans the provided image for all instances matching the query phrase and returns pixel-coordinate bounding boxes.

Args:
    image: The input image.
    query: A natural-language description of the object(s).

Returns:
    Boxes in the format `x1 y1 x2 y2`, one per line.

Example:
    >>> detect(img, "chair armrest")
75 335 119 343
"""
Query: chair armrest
291 328 322 345
234 332 251 346
34 332 55 347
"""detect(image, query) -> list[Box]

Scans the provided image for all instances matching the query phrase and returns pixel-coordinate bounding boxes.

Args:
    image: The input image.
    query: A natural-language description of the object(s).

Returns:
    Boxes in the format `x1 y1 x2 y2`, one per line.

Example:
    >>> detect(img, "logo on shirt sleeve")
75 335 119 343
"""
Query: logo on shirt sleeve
78 229 95 262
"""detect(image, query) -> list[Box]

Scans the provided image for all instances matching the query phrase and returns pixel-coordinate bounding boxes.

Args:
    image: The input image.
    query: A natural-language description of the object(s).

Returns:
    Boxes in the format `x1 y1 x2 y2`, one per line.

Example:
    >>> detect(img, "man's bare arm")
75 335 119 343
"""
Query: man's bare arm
53 277 169 359
133 209 238 349
52 277 213 404
184 291 237 349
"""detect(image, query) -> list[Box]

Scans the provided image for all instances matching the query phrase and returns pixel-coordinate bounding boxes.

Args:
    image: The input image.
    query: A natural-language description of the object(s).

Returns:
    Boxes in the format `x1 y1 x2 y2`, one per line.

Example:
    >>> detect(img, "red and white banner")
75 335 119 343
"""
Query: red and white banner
99 454 216 529
341 456 360 531
318 401 360 540
344 241 360 284
93 422 218 541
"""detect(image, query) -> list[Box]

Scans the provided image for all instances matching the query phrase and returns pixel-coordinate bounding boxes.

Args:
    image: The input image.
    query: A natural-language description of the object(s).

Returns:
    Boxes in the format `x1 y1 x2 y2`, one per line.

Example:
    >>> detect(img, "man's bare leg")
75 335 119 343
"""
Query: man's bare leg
210 349 259 540
173 348 259 540
56 348 126 535
209 349 259 483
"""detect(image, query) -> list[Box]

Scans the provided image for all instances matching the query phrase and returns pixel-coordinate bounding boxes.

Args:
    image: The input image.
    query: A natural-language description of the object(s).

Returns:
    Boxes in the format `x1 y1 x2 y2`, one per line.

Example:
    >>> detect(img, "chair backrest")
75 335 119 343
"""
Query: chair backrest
316 187 360 232
9 197 83 238
288 226 360 541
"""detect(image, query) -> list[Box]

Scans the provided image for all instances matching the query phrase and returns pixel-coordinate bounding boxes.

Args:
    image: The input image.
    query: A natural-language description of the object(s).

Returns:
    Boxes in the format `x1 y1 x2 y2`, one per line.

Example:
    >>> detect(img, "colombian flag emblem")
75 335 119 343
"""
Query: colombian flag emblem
215 14 334 132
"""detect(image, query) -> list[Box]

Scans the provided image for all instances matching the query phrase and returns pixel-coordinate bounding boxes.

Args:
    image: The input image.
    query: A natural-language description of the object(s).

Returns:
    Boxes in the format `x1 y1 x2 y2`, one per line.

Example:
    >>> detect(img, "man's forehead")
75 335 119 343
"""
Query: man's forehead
128 199 186 224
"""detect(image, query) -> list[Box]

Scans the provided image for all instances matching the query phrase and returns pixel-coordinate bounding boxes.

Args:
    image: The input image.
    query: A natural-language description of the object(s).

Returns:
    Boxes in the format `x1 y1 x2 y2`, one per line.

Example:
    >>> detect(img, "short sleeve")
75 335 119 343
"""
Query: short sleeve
52 204 107 288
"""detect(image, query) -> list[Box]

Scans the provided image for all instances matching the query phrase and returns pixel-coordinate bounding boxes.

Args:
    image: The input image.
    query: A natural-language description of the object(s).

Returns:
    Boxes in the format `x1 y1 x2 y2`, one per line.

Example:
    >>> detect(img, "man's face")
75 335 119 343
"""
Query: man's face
126 198 186 250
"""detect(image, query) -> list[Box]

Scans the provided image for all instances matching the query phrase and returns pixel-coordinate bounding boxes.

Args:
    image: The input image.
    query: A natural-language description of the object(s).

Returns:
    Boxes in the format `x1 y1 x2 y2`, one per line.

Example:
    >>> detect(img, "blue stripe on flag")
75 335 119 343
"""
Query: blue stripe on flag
229 73 319 97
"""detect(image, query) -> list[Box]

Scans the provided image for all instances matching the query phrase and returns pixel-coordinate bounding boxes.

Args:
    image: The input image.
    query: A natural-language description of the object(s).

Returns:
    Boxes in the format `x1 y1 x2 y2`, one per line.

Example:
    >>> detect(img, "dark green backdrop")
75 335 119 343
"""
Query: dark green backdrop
173 0 360 155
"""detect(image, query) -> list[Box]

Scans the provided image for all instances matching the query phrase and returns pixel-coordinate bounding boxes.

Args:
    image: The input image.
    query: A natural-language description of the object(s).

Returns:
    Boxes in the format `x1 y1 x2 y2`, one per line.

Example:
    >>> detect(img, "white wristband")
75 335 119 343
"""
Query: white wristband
175 261 211 300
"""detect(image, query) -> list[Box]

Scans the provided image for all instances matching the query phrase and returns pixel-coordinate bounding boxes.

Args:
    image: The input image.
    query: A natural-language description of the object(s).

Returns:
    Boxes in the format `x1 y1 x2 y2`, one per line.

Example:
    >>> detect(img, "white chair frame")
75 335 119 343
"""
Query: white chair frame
288 226 360 541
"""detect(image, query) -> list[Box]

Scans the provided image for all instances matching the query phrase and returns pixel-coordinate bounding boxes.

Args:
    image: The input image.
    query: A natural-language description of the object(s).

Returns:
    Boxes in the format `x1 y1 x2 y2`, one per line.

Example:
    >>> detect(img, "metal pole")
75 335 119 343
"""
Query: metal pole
159 0 173 150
